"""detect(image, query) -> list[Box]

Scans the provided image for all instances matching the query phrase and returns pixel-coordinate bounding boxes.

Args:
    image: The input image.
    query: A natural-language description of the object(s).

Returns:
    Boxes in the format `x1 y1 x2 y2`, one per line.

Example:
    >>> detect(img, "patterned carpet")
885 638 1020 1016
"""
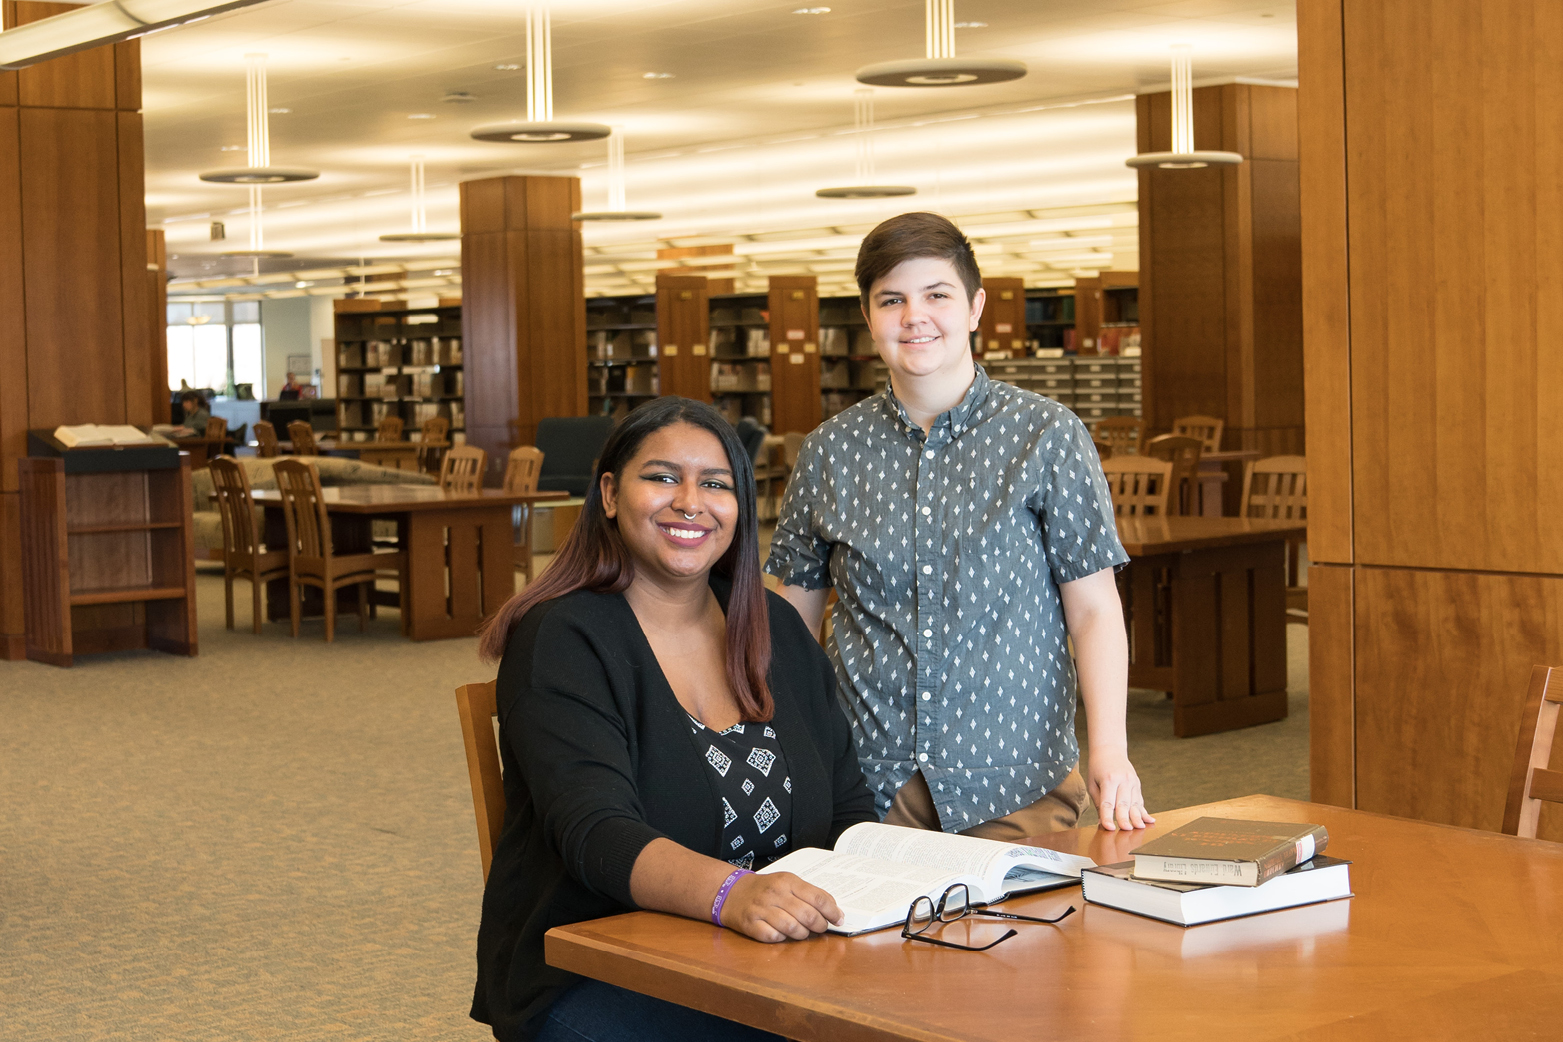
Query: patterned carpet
1 555 1308 1040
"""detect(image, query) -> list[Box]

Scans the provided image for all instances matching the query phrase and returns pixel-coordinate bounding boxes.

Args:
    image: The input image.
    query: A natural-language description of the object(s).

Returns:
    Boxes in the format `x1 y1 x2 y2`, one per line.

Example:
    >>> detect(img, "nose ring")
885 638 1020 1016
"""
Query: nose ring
681 510 698 520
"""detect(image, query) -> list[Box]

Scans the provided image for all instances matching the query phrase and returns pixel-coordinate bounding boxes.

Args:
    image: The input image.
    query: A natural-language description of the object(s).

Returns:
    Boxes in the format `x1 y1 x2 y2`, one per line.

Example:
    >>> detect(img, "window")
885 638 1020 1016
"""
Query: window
167 300 267 397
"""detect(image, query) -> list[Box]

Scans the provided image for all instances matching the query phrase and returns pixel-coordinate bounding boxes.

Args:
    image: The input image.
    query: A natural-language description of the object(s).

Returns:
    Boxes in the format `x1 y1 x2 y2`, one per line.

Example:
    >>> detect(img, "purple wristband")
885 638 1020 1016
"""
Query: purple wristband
710 868 752 926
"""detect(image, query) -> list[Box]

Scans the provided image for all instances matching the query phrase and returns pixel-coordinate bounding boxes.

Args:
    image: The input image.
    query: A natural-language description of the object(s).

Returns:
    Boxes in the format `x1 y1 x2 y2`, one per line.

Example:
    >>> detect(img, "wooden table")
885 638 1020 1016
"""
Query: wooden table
1196 449 1262 517
317 439 450 473
250 484 566 640
165 435 230 469
1116 517 1305 736
547 795 1563 1042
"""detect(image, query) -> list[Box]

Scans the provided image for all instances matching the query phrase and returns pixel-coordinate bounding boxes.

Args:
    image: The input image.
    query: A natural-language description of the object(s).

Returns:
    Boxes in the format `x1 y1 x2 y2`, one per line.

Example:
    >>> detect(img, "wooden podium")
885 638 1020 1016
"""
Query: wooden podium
18 433 198 667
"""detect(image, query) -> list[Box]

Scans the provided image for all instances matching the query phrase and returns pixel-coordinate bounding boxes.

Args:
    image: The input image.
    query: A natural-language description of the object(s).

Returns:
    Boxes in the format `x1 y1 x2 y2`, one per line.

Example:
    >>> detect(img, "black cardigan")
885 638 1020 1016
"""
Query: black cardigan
471 579 876 1040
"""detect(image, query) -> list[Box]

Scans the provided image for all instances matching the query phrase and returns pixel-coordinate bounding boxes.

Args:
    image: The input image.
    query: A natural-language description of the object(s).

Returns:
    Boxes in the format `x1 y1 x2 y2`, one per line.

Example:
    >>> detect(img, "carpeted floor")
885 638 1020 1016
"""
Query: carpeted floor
1 552 1309 1041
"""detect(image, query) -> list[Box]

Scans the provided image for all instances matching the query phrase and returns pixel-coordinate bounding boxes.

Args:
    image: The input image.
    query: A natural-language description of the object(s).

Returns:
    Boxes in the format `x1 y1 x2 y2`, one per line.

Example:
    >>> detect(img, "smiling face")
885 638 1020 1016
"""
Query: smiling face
600 421 740 589
864 255 986 387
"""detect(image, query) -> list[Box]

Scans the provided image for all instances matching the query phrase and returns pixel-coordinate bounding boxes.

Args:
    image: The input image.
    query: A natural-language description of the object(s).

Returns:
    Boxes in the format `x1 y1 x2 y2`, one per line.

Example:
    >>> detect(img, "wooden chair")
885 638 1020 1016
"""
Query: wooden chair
209 456 288 634
287 420 319 457
1094 416 1145 457
1242 455 1309 621
272 459 407 642
1146 434 1204 516
440 445 488 494
1101 456 1174 517
253 420 280 458
419 416 451 473
204 416 227 441
504 446 545 581
455 679 505 882
376 415 405 442
1172 414 1225 454
1502 665 1563 839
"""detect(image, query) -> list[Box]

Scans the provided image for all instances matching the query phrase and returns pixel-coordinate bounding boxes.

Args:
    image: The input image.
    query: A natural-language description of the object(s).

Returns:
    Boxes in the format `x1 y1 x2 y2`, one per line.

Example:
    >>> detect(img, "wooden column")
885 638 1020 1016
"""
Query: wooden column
1300 0 1563 841
1137 83 1303 456
767 276 820 435
147 229 168 423
458 174 586 476
977 277 1025 359
655 275 711 402
0 2 150 661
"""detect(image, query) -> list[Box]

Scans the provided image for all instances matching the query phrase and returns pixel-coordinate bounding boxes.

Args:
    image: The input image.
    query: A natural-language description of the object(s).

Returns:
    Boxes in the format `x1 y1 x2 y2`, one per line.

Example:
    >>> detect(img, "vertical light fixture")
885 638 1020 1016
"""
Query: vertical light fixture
573 128 662 220
816 90 915 199
199 53 319 183
471 3 610 143
1126 45 1243 169
855 0 1024 87
381 156 461 241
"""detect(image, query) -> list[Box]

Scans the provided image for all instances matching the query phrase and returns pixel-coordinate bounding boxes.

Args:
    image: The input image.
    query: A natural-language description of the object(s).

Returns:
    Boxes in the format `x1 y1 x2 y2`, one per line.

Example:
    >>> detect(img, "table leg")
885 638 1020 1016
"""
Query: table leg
403 505 517 640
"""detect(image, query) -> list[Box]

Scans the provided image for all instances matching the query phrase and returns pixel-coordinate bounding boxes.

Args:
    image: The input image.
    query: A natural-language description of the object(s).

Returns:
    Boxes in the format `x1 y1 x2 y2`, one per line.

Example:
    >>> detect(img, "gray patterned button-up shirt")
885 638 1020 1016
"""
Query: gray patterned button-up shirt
765 365 1127 831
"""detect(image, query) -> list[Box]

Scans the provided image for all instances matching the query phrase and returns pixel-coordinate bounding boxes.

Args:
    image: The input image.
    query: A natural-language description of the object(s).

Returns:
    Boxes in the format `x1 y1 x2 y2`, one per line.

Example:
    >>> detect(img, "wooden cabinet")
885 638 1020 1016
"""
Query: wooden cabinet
977 277 1026 359
18 439 196 667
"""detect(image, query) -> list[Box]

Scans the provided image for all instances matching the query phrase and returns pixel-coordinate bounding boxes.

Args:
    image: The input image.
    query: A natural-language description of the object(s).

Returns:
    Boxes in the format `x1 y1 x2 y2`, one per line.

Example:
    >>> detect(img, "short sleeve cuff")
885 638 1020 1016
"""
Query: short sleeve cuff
1050 543 1130 585
763 552 833 591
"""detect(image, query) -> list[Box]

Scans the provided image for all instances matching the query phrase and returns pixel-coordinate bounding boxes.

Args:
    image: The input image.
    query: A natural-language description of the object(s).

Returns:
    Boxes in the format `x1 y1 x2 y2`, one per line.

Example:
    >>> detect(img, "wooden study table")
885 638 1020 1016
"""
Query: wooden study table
547 795 1563 1042
315 439 450 473
164 434 230 469
249 484 566 640
1116 516 1305 737
1195 449 1261 517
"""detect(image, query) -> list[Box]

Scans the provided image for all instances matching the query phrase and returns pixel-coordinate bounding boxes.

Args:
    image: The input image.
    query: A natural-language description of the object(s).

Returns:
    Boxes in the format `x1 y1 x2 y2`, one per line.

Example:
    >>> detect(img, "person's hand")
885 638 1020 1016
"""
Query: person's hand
1087 748 1155 832
719 871 842 942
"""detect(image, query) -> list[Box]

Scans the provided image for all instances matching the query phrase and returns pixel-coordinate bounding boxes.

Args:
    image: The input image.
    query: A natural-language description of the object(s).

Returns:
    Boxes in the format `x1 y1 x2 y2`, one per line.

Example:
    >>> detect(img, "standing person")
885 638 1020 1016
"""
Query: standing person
767 212 1154 838
471 397 875 1042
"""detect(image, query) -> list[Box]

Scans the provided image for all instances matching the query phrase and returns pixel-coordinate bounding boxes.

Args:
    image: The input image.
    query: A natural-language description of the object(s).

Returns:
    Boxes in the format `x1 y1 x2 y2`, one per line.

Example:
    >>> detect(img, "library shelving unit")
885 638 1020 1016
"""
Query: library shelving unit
655 274 712 403
586 293 659 422
819 296 883 421
333 300 465 440
18 434 197 667
977 277 1027 360
707 292 774 428
1072 271 1139 356
1024 288 1078 352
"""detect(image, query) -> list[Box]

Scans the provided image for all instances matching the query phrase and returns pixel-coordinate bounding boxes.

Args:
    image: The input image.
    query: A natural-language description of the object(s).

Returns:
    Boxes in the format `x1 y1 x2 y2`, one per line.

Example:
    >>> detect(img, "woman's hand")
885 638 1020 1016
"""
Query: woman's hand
719 871 842 942
1087 748 1155 831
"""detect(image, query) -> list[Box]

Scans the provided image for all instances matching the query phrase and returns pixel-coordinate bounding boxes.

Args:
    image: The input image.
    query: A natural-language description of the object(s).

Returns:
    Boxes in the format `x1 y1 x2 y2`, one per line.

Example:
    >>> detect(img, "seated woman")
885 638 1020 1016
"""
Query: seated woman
471 397 875 1042
179 392 211 434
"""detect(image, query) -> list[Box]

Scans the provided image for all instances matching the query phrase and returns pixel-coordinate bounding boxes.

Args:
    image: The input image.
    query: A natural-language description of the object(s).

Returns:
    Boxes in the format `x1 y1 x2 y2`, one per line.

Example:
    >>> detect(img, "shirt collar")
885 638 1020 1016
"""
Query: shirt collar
884 363 992 439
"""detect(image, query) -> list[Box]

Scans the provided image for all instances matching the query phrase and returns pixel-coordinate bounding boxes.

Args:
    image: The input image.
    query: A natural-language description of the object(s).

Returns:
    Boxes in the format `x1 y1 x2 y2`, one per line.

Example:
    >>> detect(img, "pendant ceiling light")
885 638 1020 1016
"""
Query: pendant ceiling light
1126 46 1243 169
816 90 915 199
471 4 610 144
219 182 292 266
573 128 661 221
855 0 1024 88
200 54 319 184
380 156 461 241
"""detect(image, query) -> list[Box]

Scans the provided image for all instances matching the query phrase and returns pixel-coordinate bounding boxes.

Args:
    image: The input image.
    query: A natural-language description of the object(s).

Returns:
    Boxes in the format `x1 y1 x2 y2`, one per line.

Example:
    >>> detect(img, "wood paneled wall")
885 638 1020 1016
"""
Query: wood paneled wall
459 175 587 474
977 277 1025 359
1137 83 1303 455
1300 0 1563 840
767 276 821 436
655 275 711 402
147 229 168 424
0 3 149 660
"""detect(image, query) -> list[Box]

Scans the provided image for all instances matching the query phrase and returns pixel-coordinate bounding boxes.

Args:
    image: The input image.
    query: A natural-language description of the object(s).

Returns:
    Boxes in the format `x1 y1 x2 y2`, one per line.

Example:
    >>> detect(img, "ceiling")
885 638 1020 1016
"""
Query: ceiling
148 0 1298 297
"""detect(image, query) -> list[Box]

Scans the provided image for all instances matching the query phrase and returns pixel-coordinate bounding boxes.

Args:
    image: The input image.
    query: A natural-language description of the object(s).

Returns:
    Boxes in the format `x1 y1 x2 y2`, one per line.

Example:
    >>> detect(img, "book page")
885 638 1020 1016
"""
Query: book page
759 847 964 933
833 822 1093 896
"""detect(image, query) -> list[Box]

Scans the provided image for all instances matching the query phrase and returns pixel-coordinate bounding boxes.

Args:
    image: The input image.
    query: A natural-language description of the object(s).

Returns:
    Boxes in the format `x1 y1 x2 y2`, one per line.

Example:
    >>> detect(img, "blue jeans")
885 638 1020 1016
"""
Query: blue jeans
532 979 785 1042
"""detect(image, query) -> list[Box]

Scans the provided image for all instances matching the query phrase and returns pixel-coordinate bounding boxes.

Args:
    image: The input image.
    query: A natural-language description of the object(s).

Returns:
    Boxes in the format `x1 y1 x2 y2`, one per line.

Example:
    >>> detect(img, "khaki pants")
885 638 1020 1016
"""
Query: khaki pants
883 765 1089 841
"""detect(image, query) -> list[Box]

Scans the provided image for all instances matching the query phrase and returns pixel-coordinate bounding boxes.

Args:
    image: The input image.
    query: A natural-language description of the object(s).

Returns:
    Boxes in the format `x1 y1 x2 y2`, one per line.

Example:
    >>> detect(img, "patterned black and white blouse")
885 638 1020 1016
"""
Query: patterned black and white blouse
688 716 794 871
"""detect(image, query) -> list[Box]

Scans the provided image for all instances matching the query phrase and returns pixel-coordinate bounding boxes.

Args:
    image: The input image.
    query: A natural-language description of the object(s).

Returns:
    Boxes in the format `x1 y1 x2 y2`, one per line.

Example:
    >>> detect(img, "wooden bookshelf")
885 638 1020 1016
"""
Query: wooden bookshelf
18 445 197 668
818 295 882 421
767 276 820 436
977 277 1027 360
1073 271 1139 357
656 275 712 402
1024 288 1077 352
333 301 465 440
707 292 773 429
587 293 659 422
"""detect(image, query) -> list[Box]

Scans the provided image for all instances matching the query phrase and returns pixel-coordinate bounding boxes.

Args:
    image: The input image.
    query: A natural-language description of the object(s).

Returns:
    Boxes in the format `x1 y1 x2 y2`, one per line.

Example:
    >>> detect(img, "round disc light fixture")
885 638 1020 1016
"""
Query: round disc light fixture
380 156 462 242
219 249 294 259
816 90 918 200
197 55 319 183
1126 46 1243 170
572 210 663 221
815 185 917 198
474 6 611 145
200 167 319 184
379 231 462 241
1125 150 1242 170
854 1 1024 88
572 127 661 221
471 120 610 143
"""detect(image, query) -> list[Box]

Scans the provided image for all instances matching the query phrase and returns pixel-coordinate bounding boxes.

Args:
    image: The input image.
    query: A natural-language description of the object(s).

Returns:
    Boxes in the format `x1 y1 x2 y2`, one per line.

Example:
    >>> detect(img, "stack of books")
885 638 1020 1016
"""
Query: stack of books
1081 817 1353 926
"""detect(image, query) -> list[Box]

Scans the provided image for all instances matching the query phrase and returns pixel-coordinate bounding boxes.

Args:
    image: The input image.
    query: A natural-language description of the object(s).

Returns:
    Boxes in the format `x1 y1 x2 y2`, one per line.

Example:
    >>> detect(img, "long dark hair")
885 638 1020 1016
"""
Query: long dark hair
477 397 774 721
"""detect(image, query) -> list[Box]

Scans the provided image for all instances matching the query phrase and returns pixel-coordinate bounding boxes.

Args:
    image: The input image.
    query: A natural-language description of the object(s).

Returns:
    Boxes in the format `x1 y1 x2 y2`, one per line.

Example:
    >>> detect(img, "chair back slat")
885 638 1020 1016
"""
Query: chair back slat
1094 416 1144 456
204 416 228 441
421 416 450 444
273 458 331 560
1146 434 1204 516
1241 455 1308 520
1101 456 1174 517
455 680 505 882
253 421 280 457
287 421 319 457
503 446 544 495
209 456 261 560
1172 414 1225 453
441 445 488 494
376 416 405 442
1503 665 1563 839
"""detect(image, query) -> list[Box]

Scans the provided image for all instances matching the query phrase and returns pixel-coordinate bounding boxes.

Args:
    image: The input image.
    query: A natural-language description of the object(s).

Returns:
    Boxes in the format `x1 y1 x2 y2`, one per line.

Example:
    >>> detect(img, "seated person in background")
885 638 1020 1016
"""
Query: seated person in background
178 392 210 434
471 396 875 1042
276 372 304 400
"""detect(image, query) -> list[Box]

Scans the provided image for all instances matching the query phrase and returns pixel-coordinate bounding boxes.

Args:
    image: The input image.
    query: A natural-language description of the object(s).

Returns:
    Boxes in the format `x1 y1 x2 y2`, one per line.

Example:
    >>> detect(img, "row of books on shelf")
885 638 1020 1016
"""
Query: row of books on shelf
339 370 463 399
711 394 771 428
338 337 462 369
711 362 772 392
339 399 463 430
589 364 658 397
710 326 771 357
590 328 657 359
586 305 656 328
821 326 875 357
1096 324 1141 355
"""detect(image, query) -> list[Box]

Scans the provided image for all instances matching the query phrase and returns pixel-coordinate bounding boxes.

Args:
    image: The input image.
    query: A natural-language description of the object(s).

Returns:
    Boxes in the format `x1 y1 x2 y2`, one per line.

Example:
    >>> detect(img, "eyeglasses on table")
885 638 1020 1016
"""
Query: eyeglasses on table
902 883 1076 952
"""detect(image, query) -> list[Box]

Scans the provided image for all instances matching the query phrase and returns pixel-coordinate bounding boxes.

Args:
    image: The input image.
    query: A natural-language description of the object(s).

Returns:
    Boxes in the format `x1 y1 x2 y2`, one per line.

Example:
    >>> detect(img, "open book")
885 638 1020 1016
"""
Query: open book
53 424 157 448
758 822 1094 935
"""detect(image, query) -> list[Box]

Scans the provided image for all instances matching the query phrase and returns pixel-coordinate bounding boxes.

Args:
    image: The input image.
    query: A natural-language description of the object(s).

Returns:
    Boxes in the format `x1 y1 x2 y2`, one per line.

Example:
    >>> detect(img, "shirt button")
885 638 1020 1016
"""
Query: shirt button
922 565 932 575
921 506 931 515
921 692 931 701
923 629 932 637
925 450 935 459
918 752 929 762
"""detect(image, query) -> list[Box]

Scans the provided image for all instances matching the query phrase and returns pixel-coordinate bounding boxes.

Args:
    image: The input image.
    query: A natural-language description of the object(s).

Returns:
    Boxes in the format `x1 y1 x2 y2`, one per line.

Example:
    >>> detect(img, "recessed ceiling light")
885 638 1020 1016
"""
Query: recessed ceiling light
953 21 987 28
642 71 674 79
408 113 436 119
295 280 311 288
792 6 830 13
495 63 520 70
268 107 290 114
220 145 244 152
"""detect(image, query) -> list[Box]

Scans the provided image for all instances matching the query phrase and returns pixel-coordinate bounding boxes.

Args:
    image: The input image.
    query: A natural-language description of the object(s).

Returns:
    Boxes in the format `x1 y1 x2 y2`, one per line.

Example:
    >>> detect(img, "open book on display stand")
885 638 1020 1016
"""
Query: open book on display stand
53 424 160 448
758 822 1094 935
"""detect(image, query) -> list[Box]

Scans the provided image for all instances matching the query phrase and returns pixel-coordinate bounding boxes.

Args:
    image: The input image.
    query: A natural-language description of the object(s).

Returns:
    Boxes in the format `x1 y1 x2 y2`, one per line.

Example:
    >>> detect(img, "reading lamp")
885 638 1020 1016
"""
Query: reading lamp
0 0 273 70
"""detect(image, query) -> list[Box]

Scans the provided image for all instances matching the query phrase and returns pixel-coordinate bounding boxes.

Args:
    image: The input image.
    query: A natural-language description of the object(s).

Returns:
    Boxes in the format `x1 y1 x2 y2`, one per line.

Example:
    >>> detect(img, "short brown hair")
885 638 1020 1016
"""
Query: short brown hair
855 212 983 309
